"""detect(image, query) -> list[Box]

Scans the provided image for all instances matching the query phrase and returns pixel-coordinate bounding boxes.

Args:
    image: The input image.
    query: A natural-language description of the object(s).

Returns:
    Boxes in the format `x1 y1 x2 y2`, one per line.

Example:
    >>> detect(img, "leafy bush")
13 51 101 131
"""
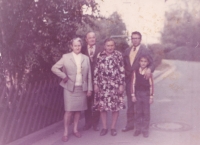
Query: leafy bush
0 0 99 88
76 12 128 52
148 43 165 68
161 3 200 61
165 46 200 61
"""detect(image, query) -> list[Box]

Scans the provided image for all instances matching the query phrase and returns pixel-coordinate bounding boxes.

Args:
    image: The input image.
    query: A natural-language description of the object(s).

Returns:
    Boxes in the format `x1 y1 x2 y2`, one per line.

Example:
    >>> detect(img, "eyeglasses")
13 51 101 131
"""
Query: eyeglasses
131 38 141 40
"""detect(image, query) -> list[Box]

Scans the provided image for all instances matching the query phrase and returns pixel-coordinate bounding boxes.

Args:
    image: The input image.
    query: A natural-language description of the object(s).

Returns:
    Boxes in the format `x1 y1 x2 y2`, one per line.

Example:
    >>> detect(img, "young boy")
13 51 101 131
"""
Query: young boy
131 55 154 138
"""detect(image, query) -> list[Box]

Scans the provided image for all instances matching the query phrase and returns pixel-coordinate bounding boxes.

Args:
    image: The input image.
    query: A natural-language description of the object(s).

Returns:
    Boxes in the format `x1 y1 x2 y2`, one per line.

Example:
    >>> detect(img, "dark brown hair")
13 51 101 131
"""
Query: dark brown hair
131 31 142 39
104 38 116 45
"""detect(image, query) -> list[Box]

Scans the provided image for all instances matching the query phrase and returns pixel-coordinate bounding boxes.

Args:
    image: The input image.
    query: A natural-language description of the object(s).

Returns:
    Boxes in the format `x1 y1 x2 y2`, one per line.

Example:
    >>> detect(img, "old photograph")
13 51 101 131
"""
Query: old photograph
0 0 200 145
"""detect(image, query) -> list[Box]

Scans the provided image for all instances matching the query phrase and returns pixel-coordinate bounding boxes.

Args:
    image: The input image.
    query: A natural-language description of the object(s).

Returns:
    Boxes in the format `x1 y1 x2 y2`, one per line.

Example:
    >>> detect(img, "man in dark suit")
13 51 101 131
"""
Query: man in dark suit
82 31 102 131
122 31 155 132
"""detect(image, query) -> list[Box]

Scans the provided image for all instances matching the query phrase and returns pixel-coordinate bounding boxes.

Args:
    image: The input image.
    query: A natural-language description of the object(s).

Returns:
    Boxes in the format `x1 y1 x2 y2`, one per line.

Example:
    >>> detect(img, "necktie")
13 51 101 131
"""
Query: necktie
89 49 94 56
89 47 94 62
129 47 137 65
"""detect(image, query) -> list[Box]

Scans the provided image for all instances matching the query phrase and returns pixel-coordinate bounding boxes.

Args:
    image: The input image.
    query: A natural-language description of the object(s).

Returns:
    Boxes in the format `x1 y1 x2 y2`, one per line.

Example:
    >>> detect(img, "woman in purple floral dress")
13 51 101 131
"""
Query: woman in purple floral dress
94 38 125 136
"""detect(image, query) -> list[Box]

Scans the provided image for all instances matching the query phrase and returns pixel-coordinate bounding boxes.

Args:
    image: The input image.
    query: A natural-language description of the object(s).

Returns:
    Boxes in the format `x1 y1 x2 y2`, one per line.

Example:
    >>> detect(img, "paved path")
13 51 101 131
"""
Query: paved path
8 60 200 145
150 60 200 145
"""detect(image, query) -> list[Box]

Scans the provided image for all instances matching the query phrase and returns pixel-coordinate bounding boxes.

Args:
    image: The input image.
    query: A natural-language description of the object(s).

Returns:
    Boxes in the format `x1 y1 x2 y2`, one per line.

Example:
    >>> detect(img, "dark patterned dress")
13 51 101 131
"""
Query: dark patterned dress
94 50 125 111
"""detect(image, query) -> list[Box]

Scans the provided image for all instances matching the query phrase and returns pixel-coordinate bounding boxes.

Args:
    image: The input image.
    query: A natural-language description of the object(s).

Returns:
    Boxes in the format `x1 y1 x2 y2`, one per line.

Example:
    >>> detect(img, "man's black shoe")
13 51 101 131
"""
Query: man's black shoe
111 129 117 136
143 132 149 138
93 126 100 131
100 129 108 136
82 125 91 131
133 130 141 136
121 126 134 132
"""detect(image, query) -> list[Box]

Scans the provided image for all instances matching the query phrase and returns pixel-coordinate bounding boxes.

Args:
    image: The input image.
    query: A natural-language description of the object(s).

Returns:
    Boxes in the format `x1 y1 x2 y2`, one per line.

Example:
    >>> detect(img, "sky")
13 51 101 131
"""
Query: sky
95 0 166 44
32 0 200 45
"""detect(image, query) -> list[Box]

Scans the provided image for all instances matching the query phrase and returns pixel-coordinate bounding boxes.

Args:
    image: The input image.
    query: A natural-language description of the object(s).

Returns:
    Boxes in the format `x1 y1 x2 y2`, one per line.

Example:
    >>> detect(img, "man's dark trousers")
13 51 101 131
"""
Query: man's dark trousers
84 92 100 128
82 45 101 129
125 79 135 128
123 45 155 129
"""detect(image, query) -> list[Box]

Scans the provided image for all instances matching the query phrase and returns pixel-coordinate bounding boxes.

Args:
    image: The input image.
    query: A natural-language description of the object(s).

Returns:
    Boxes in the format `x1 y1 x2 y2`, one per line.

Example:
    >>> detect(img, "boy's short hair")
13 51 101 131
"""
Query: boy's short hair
139 54 151 67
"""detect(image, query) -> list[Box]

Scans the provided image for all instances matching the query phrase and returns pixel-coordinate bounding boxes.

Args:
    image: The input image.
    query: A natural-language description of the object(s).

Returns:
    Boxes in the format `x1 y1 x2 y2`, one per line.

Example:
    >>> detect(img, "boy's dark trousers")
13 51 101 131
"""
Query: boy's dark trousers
135 91 150 133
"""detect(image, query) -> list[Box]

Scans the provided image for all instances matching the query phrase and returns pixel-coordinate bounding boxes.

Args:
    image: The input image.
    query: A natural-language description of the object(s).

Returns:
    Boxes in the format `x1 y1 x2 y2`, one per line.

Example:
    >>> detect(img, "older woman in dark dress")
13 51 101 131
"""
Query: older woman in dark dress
94 38 125 136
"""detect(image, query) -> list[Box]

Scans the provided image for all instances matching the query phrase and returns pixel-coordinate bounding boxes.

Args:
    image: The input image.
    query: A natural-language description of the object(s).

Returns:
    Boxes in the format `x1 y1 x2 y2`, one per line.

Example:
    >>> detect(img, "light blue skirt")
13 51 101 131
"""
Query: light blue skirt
63 86 87 111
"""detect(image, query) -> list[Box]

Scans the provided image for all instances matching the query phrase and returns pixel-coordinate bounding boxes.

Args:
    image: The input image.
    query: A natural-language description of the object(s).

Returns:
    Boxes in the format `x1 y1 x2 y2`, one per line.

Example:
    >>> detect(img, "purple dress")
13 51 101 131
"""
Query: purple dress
94 50 125 111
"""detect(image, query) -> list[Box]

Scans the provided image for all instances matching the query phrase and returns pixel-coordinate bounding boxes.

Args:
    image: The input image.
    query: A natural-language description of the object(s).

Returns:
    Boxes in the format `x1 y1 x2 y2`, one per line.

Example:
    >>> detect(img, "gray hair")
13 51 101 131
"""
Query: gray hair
71 37 83 46
85 31 96 38
104 37 116 46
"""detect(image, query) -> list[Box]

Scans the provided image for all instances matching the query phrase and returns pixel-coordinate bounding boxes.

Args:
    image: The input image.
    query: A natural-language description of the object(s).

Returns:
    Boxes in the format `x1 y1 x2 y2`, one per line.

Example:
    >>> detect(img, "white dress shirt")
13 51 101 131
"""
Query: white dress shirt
72 52 82 86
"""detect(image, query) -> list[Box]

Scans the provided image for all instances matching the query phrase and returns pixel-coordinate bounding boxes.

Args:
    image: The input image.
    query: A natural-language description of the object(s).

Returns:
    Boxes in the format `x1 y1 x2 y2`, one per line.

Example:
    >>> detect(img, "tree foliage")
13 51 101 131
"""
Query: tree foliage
0 0 99 89
0 0 129 91
77 12 129 52
161 0 200 61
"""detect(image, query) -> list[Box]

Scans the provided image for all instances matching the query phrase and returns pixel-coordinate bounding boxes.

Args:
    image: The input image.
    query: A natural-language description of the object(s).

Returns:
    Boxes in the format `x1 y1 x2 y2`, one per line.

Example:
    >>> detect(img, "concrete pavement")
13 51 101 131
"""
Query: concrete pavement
150 60 200 145
10 59 200 145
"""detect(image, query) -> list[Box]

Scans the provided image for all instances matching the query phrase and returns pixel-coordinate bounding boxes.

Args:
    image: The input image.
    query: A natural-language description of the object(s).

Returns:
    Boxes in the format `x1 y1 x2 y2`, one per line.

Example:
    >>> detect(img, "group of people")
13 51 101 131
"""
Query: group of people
51 31 155 142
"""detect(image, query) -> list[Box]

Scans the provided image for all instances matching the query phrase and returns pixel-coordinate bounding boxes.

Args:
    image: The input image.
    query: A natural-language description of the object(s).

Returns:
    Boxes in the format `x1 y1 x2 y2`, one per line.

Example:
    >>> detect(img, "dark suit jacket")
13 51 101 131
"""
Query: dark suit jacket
123 44 155 83
82 45 103 77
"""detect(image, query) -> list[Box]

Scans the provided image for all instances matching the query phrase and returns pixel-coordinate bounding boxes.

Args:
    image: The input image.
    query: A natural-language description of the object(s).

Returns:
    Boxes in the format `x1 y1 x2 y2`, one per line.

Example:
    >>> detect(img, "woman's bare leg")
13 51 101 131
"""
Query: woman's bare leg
100 111 107 129
63 111 72 136
111 111 119 129
73 111 81 133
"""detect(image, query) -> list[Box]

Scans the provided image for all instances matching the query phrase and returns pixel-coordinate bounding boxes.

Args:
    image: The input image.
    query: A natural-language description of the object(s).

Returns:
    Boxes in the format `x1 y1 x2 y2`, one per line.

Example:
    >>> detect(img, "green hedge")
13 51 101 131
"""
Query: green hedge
148 43 165 68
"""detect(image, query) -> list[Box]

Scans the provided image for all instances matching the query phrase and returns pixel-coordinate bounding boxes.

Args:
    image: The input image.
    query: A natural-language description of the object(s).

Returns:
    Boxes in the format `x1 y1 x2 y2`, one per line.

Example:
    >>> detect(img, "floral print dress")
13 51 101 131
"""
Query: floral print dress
94 50 125 111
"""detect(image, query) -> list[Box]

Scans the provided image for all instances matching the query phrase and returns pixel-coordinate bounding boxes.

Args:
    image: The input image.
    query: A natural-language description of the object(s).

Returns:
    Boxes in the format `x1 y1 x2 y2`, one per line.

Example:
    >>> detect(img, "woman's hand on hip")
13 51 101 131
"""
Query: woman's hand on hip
63 77 68 83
